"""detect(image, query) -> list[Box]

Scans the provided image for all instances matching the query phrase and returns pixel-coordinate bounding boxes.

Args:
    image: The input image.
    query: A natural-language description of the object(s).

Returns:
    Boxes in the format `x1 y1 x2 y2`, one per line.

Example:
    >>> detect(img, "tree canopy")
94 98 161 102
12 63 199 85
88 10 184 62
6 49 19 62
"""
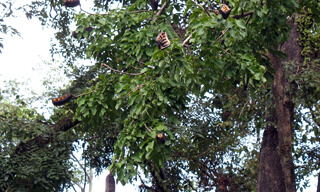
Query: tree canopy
1 0 320 191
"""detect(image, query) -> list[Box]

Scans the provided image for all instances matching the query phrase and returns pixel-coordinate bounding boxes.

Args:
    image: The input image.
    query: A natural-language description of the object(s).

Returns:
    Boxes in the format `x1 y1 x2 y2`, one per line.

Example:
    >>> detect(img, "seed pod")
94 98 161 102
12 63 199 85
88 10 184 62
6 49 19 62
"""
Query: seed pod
64 0 80 7
106 173 115 192
72 27 93 39
219 4 231 19
150 0 159 11
156 133 166 144
156 32 171 50
52 93 73 106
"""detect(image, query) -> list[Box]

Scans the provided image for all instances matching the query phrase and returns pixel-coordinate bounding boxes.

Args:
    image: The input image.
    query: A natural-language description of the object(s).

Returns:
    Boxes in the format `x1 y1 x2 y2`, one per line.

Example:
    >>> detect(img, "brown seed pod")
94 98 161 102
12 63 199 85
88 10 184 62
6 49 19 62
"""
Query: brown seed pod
156 133 166 144
156 32 171 50
150 0 159 11
64 0 80 7
219 4 231 19
106 173 115 192
52 93 73 106
72 27 93 39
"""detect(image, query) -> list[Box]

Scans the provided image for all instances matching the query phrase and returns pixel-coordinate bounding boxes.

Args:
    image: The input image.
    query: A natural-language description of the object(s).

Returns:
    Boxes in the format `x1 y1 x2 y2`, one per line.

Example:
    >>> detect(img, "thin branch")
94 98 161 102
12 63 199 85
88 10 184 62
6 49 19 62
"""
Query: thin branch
131 10 150 13
191 0 214 19
153 0 169 21
80 4 95 15
229 11 253 19
110 153 122 174
144 124 152 133
182 34 193 46
128 54 145 68
74 89 98 98
212 28 229 46
218 48 230 58
71 180 84 192
239 99 250 118
101 63 146 76
245 13 252 25
71 153 92 183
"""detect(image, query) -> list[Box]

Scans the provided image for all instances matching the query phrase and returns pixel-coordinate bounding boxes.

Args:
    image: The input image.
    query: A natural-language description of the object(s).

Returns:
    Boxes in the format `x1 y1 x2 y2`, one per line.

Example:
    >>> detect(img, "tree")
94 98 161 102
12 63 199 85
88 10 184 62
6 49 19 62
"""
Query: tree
1 0 320 191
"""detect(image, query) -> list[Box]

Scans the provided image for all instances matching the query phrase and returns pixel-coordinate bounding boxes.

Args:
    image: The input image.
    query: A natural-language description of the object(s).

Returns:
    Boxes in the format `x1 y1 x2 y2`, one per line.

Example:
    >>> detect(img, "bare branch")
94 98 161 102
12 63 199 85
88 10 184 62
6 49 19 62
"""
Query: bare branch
101 63 146 76
229 11 253 19
212 28 229 46
182 34 193 46
191 0 214 19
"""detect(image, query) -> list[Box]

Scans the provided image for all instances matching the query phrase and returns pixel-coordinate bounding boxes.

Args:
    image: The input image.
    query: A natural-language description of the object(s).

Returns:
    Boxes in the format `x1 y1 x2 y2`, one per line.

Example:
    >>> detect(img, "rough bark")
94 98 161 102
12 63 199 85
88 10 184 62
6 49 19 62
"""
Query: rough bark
256 118 285 192
266 14 303 192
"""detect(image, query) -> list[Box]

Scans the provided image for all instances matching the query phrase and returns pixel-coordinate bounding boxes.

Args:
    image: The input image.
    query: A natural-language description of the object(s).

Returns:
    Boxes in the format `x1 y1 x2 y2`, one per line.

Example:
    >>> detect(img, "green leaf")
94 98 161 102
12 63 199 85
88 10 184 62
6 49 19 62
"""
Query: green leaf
151 131 157 138
235 19 246 29
156 124 167 131
146 141 154 152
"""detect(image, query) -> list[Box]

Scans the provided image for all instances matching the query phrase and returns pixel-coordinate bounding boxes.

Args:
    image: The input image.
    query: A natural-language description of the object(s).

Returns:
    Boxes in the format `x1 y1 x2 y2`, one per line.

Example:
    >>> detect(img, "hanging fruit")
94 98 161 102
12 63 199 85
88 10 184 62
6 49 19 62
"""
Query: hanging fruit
150 0 159 11
156 32 171 50
156 133 166 144
72 27 93 39
64 0 80 8
52 93 73 106
219 4 231 19
105 173 115 192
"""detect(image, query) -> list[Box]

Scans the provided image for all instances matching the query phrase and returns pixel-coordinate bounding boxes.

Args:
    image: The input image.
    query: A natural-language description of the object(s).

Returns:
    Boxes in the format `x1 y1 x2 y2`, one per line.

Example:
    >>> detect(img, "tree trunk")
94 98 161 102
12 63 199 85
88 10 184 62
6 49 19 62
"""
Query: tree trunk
257 14 303 192
256 117 285 192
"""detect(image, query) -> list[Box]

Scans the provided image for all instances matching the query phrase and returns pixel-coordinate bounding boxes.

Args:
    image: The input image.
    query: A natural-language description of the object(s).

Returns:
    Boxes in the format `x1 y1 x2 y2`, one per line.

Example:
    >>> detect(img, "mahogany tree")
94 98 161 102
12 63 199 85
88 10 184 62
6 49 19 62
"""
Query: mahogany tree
1 0 320 191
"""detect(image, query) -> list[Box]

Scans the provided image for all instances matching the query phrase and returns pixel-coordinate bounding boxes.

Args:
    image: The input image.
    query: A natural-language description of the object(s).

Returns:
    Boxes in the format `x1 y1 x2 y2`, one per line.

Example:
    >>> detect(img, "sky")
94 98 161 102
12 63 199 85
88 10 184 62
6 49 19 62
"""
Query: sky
0 1 319 192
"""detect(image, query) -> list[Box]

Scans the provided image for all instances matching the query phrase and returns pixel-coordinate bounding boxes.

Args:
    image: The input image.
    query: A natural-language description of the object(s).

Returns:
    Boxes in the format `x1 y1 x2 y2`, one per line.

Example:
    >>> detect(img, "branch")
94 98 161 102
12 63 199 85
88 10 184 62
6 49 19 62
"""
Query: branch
71 153 92 183
13 116 80 155
182 34 193 46
144 124 152 133
191 0 214 19
229 11 253 19
212 28 229 46
153 0 169 21
101 63 146 76
74 89 98 98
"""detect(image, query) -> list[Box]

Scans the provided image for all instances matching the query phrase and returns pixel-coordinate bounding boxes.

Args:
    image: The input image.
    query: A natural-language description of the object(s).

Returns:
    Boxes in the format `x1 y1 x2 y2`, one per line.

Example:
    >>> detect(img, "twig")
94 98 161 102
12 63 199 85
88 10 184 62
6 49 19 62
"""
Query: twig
245 13 253 25
128 54 145 68
74 89 98 98
131 10 150 13
218 48 230 58
239 99 250 118
182 34 193 46
229 11 253 19
71 153 92 183
153 0 169 21
191 0 214 19
110 153 122 174
80 4 95 15
144 124 152 133
101 63 146 76
212 28 229 46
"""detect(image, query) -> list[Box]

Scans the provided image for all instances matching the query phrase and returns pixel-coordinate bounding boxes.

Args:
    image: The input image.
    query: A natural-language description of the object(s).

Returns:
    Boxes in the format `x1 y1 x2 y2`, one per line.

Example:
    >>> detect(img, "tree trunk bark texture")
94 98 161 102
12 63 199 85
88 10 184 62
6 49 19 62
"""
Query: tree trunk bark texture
256 120 285 192
258 14 303 192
